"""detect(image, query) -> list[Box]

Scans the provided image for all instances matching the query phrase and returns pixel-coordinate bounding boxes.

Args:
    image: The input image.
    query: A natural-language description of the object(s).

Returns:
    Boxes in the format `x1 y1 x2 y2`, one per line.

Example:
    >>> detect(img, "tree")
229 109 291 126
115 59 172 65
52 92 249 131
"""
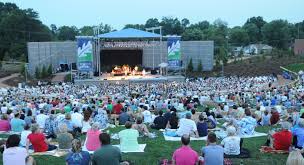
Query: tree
124 24 145 30
197 60 203 72
57 26 79 40
243 23 259 43
79 26 94 36
229 26 249 46
40 65 47 78
35 66 40 79
182 28 203 41
145 18 159 28
244 16 266 41
47 64 52 76
187 58 194 72
181 18 190 29
160 17 183 35
218 46 228 65
262 20 292 49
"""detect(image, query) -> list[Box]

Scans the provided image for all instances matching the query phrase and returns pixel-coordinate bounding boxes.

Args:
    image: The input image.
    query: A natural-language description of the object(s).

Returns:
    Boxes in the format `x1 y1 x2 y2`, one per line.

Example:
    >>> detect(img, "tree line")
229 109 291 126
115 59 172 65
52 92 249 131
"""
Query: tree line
0 2 304 62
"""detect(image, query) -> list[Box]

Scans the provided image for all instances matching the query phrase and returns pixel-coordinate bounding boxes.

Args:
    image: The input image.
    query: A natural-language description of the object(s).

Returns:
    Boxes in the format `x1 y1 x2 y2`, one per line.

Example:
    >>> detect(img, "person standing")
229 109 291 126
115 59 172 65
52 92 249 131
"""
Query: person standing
172 134 199 165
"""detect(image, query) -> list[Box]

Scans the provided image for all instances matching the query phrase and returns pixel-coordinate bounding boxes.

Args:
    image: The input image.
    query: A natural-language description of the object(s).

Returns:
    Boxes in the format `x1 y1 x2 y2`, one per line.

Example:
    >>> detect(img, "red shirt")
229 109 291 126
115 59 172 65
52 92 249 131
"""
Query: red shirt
28 133 48 152
273 130 292 150
0 120 10 131
113 103 123 114
270 112 280 125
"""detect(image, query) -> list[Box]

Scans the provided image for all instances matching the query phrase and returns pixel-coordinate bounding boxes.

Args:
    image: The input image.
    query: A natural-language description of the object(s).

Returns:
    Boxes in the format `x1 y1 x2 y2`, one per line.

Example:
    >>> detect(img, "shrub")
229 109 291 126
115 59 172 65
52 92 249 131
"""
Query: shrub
35 66 40 79
47 64 53 76
40 65 48 78
187 58 193 72
197 60 202 72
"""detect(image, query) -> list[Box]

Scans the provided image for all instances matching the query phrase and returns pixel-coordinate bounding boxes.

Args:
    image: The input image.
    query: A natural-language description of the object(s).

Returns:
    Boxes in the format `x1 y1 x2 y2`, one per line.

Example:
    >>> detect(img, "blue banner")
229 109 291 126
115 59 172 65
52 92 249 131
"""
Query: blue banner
167 37 181 67
77 37 93 71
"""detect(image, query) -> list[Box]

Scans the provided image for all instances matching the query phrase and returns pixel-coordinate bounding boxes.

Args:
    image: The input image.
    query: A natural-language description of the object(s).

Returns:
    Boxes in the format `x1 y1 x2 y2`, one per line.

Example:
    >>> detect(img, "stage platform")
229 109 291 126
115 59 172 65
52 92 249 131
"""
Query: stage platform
74 73 185 85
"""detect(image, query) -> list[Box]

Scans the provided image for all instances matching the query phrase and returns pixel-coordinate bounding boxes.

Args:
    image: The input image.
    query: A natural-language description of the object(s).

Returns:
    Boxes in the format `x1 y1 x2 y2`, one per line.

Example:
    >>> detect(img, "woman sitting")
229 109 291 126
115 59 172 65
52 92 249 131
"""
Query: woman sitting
24 110 34 126
57 124 73 150
260 110 271 126
238 108 257 135
85 122 101 151
3 134 28 165
81 110 92 134
66 139 91 165
132 116 150 136
167 112 179 129
26 124 57 152
197 114 208 137
0 114 11 132
265 121 292 151
20 124 32 147
221 126 241 156
292 118 304 149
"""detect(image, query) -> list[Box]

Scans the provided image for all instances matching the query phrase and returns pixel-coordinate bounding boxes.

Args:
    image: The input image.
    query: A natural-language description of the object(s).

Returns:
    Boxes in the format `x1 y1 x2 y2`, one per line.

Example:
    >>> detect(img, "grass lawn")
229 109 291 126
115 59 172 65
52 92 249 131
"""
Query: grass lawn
285 63 304 73
0 125 288 165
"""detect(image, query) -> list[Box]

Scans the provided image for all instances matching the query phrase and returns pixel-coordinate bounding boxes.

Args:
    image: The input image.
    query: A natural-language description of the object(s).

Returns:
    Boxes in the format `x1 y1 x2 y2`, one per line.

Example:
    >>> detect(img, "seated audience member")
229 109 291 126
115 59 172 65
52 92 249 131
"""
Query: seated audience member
20 125 31 147
3 134 28 165
286 149 304 165
85 122 102 151
260 110 271 126
119 107 131 125
63 113 74 133
66 139 91 165
10 113 25 132
0 114 11 132
167 112 179 129
270 108 280 125
44 110 57 138
36 110 49 129
151 110 167 130
238 108 257 135
93 108 108 130
164 109 172 124
57 124 73 150
118 121 139 151
132 116 150 136
81 110 92 134
191 109 200 122
141 106 152 123
176 113 199 137
265 122 292 151
292 118 304 149
24 110 34 126
25 156 36 165
202 132 224 165
92 133 124 165
172 134 198 165
221 126 241 155
26 124 57 152
197 114 208 137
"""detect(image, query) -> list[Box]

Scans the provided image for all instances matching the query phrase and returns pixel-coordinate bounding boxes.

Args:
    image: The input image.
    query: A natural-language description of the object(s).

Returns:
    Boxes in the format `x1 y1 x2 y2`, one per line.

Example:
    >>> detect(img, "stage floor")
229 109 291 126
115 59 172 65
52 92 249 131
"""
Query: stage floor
74 73 185 85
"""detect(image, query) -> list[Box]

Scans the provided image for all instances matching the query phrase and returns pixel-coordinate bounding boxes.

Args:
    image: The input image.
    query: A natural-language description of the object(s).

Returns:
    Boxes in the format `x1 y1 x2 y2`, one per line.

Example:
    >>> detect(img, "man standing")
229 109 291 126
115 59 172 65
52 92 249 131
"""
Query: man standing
92 133 122 165
172 134 198 165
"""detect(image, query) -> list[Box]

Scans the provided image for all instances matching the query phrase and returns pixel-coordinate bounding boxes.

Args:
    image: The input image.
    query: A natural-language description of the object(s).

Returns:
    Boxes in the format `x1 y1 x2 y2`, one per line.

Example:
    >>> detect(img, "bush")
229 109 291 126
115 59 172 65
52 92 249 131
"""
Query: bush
35 67 40 79
47 64 53 76
40 65 48 78
64 73 72 82
197 60 202 72
187 58 193 72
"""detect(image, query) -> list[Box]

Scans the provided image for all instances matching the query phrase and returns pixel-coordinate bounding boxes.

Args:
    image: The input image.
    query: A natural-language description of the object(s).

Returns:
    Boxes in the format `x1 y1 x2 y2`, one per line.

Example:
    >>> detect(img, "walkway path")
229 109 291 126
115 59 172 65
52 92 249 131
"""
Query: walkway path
51 72 69 82
0 73 20 88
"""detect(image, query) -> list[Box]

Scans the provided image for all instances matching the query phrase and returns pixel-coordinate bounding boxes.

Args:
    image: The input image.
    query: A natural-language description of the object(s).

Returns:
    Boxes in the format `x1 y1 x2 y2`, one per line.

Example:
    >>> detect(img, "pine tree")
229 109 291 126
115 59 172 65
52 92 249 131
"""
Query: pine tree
47 64 53 76
197 60 203 72
35 66 40 79
187 58 193 72
41 65 47 78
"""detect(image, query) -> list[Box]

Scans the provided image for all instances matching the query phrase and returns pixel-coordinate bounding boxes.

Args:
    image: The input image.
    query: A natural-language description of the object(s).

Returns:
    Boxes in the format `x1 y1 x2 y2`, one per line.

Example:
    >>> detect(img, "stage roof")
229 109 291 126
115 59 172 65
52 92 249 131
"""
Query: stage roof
97 28 161 39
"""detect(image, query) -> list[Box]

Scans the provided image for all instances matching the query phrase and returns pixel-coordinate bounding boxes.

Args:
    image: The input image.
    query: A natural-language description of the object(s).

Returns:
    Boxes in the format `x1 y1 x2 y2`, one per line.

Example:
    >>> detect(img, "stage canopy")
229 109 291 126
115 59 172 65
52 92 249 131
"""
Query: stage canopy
97 28 161 39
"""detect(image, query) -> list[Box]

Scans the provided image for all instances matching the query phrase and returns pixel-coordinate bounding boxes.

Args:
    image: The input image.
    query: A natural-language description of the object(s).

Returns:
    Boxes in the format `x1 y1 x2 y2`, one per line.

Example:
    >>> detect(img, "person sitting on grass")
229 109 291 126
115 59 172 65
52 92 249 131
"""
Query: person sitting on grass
176 113 199 137
85 122 102 151
265 121 292 151
151 110 167 130
10 113 25 132
132 116 150 136
26 124 57 152
56 123 73 150
238 108 257 136
0 114 11 132
202 132 224 165
20 124 32 147
118 121 139 151
260 110 271 126
221 126 241 156
292 118 304 149
270 108 280 125
167 112 179 129
119 107 131 125
172 134 198 165
3 134 28 165
196 114 208 137
66 139 91 165
286 149 304 165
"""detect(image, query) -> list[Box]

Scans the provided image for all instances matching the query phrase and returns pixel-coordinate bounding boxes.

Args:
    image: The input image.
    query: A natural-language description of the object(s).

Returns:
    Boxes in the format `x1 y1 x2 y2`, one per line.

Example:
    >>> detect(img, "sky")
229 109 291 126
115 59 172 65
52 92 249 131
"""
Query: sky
2 0 304 30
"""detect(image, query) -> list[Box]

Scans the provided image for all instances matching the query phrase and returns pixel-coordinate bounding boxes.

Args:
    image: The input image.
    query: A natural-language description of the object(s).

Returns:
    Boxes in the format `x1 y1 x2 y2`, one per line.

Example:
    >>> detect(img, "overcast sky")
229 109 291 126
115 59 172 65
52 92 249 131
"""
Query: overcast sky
3 0 304 29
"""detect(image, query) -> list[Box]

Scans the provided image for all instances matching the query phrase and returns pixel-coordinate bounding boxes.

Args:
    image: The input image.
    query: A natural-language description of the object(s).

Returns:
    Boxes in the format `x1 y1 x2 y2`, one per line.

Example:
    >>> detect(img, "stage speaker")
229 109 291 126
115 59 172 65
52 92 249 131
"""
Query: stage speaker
151 69 157 75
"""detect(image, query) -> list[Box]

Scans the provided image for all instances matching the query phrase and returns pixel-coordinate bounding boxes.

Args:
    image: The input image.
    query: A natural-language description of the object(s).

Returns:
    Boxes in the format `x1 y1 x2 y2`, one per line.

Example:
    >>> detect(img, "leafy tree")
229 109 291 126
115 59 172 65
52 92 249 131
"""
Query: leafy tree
244 16 266 41
124 24 145 30
187 58 194 72
218 46 228 65
40 65 47 78
197 60 203 72
262 20 291 49
35 66 40 79
229 26 249 46
188 21 210 31
79 26 94 36
57 26 79 40
181 18 190 29
243 23 259 43
160 17 183 35
47 64 52 76
182 28 203 41
145 18 159 28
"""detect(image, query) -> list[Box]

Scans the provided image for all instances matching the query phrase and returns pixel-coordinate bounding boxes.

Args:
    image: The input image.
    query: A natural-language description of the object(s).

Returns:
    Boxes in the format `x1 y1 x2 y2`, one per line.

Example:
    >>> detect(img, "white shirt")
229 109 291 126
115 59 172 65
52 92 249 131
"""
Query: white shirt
221 136 241 155
3 147 28 165
71 112 83 127
176 118 197 136
20 130 31 147
36 114 49 128
1 106 8 114
142 110 152 123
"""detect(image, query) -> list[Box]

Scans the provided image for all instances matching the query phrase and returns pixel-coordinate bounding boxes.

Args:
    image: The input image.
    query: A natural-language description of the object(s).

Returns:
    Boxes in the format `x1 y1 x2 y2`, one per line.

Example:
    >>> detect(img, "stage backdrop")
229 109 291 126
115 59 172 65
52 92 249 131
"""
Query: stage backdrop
167 37 181 67
77 37 93 71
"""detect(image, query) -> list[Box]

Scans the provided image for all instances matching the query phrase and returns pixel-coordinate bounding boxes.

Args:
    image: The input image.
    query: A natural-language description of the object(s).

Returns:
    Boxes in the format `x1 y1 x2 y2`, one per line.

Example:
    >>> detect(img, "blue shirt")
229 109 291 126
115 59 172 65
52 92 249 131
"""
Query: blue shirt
10 118 25 132
292 127 304 148
66 151 91 165
202 144 224 165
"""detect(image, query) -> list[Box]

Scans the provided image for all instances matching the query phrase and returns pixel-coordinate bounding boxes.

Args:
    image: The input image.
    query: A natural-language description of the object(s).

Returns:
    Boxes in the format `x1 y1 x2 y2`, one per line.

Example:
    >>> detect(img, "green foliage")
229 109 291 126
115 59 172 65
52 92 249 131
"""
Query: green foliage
229 26 249 46
286 63 304 73
182 28 203 41
40 65 47 78
197 60 203 72
35 66 40 79
64 73 72 82
57 26 79 41
47 64 52 75
187 58 194 72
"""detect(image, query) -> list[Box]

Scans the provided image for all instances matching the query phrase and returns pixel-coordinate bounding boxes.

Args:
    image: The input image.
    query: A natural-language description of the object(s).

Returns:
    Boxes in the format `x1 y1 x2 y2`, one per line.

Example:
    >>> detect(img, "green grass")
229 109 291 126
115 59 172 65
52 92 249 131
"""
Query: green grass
0 125 288 165
285 63 304 73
